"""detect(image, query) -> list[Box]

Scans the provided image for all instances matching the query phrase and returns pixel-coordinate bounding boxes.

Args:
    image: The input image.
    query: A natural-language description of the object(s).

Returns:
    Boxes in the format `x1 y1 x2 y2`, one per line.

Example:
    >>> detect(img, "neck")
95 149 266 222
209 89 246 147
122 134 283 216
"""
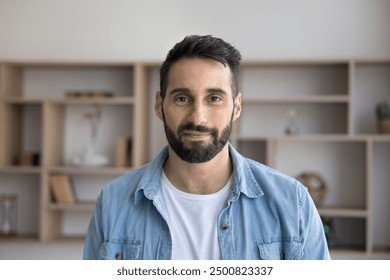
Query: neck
163 144 232 194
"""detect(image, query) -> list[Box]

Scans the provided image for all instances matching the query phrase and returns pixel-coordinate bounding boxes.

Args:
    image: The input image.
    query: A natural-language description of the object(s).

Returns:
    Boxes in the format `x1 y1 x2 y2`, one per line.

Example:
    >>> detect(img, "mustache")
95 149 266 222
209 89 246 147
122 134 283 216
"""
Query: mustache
178 123 217 135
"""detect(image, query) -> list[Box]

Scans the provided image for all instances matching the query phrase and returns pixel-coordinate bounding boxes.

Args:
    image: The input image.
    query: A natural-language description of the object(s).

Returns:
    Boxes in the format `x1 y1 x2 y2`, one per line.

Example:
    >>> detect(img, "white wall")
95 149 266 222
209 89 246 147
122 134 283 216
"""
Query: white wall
0 0 390 260
0 0 389 62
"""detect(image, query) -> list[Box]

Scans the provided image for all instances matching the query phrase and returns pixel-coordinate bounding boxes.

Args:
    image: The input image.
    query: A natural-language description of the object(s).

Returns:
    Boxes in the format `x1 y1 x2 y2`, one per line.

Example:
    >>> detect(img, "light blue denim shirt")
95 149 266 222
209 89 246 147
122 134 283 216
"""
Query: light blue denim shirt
83 144 330 260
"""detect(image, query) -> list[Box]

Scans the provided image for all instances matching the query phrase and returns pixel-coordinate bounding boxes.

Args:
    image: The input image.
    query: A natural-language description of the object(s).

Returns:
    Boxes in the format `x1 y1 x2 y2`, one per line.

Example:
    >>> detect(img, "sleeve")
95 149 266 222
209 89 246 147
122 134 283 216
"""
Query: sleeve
298 184 331 260
83 191 105 260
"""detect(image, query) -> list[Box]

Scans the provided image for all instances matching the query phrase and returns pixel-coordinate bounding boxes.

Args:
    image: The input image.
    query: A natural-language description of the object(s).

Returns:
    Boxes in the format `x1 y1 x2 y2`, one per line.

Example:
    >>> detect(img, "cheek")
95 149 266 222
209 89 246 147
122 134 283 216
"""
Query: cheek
213 119 231 136
162 108 183 130
215 110 233 124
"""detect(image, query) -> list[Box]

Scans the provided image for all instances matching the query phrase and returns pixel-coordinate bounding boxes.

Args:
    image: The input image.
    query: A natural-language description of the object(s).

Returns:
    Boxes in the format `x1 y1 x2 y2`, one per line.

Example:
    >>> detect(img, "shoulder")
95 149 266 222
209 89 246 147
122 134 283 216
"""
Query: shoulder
249 158 300 186
99 147 169 202
99 163 151 203
240 157 314 218
242 155 308 200
230 143 307 198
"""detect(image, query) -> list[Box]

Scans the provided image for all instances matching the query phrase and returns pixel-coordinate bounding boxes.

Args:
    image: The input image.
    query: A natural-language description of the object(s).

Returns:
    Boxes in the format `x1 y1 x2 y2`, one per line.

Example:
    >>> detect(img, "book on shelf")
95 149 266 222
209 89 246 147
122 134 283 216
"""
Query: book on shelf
115 137 132 168
49 174 76 204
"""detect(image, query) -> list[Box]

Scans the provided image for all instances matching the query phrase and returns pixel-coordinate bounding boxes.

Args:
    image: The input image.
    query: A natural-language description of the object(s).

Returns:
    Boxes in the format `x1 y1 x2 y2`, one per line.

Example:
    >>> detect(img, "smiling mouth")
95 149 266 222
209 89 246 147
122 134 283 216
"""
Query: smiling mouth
181 131 211 139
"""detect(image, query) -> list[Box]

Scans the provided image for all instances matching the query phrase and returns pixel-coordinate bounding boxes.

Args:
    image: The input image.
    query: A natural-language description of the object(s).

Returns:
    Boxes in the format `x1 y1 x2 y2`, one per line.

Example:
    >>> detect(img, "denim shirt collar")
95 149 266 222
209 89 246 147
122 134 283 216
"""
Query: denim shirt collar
134 143 264 204
228 144 264 200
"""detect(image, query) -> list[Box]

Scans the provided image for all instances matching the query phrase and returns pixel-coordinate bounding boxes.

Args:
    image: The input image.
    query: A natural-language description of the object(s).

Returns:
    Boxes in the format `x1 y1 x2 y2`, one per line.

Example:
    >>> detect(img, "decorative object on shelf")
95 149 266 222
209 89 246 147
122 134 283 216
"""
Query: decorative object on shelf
72 104 109 167
49 174 76 203
65 90 114 99
376 100 390 134
0 194 17 236
285 107 299 135
18 152 40 166
296 172 328 208
115 137 133 168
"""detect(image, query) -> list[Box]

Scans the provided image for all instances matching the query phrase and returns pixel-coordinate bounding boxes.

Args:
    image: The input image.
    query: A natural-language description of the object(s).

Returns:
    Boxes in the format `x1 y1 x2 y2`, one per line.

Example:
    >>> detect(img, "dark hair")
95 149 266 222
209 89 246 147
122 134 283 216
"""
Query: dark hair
159 35 242 99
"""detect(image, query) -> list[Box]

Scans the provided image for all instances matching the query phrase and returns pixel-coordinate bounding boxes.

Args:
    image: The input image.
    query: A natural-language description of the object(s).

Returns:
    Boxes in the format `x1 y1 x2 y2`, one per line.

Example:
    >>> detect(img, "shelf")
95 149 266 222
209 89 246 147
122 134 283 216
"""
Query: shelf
318 207 368 218
0 166 41 174
237 134 371 142
239 103 348 136
366 135 390 141
331 250 390 260
272 140 367 209
0 234 39 243
50 97 135 105
242 95 349 104
352 62 390 135
2 97 44 105
47 166 132 175
0 235 85 244
45 236 86 244
46 202 95 211
239 62 349 100
3 96 135 105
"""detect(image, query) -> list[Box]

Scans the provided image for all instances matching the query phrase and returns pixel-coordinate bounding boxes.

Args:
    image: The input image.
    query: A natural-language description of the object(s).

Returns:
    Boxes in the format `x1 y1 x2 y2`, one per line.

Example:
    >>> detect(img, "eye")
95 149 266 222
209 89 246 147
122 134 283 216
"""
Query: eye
174 95 191 104
208 95 222 103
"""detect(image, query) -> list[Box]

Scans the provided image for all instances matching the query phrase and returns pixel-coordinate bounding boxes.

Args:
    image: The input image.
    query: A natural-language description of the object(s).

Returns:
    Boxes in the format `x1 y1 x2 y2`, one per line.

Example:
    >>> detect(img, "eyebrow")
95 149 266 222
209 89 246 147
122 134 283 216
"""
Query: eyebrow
206 88 228 95
168 87 192 96
168 87 228 96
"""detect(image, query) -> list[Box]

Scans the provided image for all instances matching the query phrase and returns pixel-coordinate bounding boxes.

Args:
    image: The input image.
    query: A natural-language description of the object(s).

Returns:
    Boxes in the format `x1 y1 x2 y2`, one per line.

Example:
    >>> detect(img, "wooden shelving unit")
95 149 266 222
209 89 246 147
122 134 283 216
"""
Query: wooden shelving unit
0 62 149 241
0 59 389 259
231 60 390 256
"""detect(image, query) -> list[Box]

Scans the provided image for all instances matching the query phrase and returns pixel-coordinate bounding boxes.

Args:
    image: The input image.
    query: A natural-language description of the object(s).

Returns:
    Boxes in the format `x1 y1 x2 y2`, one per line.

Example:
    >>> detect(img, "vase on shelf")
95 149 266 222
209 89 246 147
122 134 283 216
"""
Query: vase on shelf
71 105 109 167
285 107 299 135
0 194 17 237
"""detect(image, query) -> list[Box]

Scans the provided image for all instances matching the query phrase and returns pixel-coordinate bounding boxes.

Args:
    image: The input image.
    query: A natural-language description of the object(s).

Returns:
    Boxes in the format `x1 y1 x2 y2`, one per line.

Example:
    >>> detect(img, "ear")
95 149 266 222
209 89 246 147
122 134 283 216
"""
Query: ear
155 91 164 121
232 92 242 121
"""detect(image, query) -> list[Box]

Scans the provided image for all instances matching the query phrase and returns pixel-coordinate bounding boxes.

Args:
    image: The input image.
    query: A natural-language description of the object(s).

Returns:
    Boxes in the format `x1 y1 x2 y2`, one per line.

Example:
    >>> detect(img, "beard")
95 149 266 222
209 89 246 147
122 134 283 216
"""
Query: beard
162 112 233 163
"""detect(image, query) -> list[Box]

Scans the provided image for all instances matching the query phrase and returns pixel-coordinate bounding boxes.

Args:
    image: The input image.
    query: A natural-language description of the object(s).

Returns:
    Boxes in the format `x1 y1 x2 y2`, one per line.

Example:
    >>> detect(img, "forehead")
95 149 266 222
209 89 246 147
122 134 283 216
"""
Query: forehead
167 58 233 92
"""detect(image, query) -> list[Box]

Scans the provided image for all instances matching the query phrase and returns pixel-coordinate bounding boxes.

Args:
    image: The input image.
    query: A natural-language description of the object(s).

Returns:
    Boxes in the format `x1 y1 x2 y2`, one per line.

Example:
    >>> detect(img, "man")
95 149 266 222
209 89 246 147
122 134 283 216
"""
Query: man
83 35 330 260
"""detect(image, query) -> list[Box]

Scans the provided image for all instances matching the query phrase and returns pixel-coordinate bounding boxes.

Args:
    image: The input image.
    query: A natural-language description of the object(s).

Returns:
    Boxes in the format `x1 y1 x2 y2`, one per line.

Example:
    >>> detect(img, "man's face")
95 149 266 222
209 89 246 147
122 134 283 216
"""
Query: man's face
155 57 241 163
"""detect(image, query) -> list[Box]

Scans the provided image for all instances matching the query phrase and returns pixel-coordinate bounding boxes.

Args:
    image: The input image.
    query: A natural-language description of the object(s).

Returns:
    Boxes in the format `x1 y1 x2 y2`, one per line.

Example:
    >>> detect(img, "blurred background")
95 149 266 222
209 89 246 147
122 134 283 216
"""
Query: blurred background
0 0 389 259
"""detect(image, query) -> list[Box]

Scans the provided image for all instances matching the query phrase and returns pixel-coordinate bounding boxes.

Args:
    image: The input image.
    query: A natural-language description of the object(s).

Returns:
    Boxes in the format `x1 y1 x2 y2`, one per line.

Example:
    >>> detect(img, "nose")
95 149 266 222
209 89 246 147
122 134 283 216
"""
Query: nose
187 100 207 125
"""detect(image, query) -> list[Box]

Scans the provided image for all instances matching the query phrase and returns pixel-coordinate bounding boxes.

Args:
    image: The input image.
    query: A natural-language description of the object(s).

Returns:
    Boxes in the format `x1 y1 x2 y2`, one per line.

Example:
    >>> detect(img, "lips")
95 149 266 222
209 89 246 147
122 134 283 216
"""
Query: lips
181 131 211 140
182 131 210 136
177 124 217 139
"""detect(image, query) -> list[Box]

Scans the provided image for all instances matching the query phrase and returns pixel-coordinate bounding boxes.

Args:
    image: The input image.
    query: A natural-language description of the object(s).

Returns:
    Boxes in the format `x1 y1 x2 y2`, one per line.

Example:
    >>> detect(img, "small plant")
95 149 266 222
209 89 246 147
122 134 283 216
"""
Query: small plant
376 100 390 134
376 101 390 119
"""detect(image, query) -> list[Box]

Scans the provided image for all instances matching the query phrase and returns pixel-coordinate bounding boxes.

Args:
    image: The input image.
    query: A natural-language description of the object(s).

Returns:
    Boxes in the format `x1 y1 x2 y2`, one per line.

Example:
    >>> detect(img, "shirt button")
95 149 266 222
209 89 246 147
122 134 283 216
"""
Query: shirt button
221 223 229 230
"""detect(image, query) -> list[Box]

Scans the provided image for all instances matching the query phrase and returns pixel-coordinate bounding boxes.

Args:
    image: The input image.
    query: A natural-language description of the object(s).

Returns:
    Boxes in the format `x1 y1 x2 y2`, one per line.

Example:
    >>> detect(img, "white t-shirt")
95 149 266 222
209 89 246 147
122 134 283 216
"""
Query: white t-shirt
161 171 232 260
